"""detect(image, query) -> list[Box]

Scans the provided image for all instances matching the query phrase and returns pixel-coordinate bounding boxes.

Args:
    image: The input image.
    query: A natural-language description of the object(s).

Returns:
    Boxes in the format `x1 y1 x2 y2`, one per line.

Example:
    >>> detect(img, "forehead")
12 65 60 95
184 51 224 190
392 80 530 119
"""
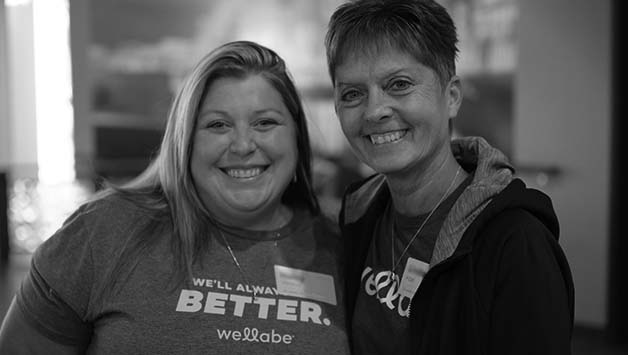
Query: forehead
204 75 273 99
334 45 428 83
200 74 287 111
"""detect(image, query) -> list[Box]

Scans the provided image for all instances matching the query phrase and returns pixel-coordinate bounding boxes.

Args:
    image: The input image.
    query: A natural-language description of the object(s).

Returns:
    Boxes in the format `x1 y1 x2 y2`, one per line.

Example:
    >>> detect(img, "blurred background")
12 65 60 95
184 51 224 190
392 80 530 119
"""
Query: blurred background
0 0 625 353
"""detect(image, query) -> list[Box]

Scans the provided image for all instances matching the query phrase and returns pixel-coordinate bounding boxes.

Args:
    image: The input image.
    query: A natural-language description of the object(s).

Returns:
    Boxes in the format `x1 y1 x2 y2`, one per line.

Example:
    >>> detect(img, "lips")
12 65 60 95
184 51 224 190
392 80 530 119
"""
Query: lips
221 166 268 179
367 129 407 145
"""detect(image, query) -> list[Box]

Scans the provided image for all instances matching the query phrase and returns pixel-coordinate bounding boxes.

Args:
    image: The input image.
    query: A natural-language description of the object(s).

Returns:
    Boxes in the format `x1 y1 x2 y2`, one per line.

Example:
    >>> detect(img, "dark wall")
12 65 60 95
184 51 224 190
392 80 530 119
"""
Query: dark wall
608 0 627 345
90 0 210 46
94 126 162 180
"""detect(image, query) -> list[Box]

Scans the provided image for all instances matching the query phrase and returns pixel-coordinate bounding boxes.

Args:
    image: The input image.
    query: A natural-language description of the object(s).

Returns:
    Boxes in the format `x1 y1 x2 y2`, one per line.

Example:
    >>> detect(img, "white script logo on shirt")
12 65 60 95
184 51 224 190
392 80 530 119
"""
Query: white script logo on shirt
361 258 429 318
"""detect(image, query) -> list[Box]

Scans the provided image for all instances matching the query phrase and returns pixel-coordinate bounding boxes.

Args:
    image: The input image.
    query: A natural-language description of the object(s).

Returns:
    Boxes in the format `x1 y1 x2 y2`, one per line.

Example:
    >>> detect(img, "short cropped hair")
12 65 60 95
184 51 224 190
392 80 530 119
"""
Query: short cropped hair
325 0 459 86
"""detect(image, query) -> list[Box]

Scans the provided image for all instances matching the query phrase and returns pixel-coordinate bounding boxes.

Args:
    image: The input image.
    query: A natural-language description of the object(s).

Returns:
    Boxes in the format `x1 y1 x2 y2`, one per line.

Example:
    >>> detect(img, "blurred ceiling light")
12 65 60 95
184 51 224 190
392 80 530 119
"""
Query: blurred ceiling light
32 0 75 184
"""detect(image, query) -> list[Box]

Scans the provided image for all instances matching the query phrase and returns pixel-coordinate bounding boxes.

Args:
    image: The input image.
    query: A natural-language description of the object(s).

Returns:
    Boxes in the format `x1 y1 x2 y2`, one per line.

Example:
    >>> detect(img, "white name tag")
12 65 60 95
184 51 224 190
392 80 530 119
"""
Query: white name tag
274 265 337 305
398 257 429 299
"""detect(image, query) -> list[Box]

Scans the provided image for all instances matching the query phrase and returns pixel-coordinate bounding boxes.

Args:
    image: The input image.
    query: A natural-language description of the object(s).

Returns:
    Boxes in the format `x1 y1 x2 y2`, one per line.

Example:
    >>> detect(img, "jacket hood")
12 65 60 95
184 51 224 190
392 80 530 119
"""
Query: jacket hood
433 137 560 265
430 136 514 265
343 137 558 266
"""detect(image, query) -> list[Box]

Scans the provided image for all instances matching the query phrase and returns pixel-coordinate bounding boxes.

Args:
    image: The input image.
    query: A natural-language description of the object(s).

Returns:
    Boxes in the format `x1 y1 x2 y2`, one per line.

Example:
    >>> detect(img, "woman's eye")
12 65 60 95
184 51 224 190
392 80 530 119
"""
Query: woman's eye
389 79 412 91
205 120 229 131
340 90 362 102
255 118 279 131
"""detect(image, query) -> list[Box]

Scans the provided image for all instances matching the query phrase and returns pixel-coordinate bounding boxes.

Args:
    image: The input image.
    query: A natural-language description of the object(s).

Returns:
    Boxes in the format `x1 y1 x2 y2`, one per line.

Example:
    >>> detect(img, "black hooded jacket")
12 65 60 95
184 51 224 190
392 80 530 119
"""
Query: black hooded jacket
340 137 574 355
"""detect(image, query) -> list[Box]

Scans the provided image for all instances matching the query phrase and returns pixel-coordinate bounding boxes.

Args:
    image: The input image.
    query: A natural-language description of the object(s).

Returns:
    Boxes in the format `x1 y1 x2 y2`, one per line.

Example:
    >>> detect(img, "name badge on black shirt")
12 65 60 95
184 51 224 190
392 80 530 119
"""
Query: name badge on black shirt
399 257 429 299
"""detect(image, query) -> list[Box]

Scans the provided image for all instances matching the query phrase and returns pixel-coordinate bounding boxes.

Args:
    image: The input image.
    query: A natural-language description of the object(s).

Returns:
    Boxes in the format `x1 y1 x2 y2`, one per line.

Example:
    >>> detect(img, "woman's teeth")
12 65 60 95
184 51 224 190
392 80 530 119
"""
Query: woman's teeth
226 167 264 178
369 130 405 145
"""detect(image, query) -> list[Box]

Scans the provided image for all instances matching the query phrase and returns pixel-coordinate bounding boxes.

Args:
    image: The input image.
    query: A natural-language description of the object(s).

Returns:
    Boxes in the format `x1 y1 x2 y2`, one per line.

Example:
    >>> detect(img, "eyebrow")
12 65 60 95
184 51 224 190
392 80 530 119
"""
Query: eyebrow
336 68 410 87
197 108 285 117
253 108 285 116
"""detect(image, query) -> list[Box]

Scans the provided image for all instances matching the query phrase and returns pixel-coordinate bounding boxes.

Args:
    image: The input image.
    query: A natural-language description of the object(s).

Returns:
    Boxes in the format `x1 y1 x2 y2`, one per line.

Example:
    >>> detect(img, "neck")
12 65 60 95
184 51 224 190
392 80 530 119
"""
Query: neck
386 152 467 216
213 204 293 232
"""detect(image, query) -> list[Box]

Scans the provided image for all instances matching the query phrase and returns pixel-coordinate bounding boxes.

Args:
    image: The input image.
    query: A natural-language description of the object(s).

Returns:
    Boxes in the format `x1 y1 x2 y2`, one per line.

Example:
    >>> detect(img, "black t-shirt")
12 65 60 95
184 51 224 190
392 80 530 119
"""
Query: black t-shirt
352 176 472 355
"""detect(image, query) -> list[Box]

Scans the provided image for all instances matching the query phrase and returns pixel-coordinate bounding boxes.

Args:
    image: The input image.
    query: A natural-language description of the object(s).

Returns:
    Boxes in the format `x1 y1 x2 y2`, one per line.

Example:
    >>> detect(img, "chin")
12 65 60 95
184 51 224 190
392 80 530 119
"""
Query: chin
361 157 408 175
227 191 279 212
227 199 268 213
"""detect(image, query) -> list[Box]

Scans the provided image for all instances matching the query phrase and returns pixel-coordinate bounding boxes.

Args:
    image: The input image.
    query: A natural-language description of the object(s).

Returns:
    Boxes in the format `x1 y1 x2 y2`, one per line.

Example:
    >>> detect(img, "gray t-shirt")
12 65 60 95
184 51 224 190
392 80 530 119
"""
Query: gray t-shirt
17 196 350 354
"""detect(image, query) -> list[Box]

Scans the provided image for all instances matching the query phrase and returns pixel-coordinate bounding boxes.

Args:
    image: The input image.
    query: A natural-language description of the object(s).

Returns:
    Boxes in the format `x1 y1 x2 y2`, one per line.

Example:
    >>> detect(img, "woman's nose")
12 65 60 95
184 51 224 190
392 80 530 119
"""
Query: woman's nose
364 90 393 122
229 129 257 156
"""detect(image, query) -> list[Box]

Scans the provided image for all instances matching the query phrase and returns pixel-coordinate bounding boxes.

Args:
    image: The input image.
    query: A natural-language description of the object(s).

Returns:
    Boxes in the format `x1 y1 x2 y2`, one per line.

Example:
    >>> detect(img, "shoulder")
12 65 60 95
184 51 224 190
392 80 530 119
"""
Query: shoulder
341 174 388 225
36 194 153 252
28 192 170 318
467 177 561 255
485 208 550 236
32 192 164 288
83 192 158 223
305 210 341 244
472 208 568 286
475 208 556 254
471 207 572 301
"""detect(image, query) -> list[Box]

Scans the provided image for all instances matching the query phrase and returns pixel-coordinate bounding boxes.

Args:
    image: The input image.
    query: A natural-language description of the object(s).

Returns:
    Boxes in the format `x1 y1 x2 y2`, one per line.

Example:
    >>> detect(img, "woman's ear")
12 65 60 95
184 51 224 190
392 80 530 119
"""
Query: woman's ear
446 75 463 118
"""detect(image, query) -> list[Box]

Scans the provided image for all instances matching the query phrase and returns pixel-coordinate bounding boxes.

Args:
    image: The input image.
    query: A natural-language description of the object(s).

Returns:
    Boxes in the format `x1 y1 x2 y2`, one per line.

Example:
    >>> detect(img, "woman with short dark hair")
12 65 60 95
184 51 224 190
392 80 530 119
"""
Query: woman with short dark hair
326 1 574 354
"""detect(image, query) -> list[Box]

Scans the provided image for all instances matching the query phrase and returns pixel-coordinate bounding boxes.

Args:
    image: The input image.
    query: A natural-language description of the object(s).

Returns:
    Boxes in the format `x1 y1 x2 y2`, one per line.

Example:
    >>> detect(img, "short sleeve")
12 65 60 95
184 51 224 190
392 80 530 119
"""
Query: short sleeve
15 262 92 346
12 195 159 349
30 204 95 320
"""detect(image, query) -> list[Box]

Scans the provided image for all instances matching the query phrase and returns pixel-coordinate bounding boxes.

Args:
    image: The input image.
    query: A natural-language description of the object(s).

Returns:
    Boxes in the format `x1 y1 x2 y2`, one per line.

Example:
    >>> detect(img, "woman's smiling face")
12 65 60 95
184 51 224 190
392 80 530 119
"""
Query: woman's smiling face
333 47 461 177
190 74 297 228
